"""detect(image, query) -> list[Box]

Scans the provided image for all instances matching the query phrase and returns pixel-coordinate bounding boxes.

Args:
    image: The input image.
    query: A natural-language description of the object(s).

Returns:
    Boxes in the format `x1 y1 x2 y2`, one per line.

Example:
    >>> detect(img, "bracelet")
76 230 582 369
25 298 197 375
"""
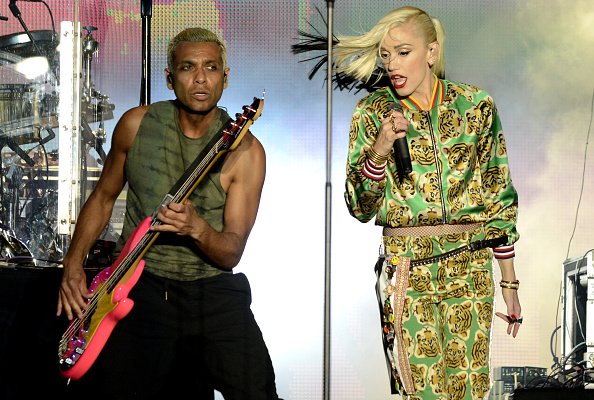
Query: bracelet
367 146 389 165
499 280 519 290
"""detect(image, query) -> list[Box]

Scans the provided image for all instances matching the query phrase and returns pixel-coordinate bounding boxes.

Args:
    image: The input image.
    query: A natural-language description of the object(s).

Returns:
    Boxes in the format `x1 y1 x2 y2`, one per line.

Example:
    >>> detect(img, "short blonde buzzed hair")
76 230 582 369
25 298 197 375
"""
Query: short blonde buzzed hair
167 27 228 71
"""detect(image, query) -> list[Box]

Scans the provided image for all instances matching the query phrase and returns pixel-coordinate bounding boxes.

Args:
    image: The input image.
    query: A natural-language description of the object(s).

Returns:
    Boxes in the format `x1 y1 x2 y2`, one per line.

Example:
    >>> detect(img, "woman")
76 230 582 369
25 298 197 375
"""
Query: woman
336 6 521 400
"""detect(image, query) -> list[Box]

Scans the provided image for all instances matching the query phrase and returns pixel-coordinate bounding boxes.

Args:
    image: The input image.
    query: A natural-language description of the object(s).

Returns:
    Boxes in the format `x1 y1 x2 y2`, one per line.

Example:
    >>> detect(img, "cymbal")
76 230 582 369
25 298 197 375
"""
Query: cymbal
0 30 58 58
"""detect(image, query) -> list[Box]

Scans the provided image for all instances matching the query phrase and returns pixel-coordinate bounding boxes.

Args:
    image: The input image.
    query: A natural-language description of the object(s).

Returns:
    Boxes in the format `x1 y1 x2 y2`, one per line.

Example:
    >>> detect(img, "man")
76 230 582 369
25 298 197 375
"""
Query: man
57 27 280 400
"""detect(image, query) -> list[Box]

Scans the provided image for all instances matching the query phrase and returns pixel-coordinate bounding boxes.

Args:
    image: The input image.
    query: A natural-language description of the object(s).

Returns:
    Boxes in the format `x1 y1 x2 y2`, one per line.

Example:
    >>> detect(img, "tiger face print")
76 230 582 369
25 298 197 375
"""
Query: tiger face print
480 203 504 227
410 134 435 166
467 178 484 207
419 172 441 203
485 226 506 240
439 231 467 248
417 207 441 226
413 299 437 325
444 142 474 175
415 327 441 358
482 165 508 196
444 338 468 369
410 266 434 292
477 132 493 166
474 300 493 332
470 331 490 369
470 372 491 399
436 264 447 291
392 176 416 198
465 99 493 137
446 372 468 400
438 108 463 142
382 236 406 254
428 359 446 395
410 364 428 392
352 188 385 217
383 235 406 255
403 296 412 322
471 269 493 298
497 131 507 157
409 110 431 131
469 248 489 268
403 326 414 357
386 200 413 226
446 301 473 339
446 177 466 215
444 254 470 279
348 112 361 144
411 236 435 259
446 83 477 103
445 280 471 299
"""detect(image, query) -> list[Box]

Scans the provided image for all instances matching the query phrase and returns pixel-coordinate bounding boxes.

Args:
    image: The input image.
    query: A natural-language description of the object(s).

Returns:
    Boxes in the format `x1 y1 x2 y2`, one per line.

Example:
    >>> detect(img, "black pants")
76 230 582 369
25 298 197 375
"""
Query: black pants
67 271 280 400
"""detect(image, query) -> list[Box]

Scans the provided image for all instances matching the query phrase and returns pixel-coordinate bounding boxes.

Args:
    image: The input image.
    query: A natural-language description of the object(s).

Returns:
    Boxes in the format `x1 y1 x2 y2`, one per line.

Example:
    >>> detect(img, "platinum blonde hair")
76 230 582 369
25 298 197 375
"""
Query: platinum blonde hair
333 6 445 83
167 27 228 71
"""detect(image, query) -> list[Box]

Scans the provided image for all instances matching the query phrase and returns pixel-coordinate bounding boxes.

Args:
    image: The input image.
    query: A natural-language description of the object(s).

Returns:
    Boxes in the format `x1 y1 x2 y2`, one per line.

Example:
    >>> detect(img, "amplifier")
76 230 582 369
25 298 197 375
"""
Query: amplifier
562 251 594 368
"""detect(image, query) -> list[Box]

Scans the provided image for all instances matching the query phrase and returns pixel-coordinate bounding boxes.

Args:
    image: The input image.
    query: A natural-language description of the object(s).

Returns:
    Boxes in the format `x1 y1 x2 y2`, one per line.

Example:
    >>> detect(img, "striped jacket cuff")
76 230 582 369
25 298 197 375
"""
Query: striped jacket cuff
362 159 387 181
493 244 515 259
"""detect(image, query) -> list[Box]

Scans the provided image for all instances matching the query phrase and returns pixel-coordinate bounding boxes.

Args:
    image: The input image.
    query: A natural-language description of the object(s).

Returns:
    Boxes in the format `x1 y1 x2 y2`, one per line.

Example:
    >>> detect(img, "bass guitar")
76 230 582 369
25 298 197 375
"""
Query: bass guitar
57 96 264 380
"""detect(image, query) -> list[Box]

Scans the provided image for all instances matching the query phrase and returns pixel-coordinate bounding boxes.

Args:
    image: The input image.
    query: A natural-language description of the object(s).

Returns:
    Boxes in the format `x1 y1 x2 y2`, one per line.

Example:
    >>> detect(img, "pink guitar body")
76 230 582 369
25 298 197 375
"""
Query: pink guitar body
58 217 152 380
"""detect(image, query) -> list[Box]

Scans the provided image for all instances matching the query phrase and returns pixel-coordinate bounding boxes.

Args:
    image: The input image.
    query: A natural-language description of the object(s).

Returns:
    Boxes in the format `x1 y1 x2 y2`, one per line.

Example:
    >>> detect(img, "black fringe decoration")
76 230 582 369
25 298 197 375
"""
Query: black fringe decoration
290 7 391 94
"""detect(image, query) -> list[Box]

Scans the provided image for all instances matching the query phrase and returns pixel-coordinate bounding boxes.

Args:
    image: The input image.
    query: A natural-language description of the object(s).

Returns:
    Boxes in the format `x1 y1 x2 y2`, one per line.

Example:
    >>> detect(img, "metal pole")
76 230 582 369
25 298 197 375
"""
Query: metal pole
324 1 334 399
140 0 152 106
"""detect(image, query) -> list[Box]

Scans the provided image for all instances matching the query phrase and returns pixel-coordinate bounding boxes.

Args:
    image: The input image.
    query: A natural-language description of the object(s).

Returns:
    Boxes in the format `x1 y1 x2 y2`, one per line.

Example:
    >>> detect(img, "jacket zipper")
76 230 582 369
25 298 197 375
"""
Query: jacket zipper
425 110 448 223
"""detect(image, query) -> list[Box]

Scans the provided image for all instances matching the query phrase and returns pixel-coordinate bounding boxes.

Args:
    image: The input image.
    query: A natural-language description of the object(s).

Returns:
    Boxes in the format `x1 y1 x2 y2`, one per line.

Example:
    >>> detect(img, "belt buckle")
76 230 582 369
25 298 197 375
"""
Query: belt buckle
468 240 483 252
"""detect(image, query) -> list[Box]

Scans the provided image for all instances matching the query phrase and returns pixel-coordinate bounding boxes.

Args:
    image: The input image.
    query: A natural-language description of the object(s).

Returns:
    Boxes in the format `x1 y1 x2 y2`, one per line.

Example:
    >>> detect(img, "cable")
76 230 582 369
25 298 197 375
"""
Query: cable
565 88 593 259
553 88 594 382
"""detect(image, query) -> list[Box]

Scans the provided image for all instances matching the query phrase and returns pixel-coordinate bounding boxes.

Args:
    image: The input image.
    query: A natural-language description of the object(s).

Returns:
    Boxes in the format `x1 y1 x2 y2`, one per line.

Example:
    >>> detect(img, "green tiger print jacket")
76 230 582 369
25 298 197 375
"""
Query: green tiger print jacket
344 78 519 246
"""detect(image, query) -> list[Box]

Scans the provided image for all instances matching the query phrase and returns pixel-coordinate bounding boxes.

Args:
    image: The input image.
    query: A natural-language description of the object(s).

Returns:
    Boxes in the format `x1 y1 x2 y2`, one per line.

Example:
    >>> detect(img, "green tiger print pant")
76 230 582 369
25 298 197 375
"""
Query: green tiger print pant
378 228 495 400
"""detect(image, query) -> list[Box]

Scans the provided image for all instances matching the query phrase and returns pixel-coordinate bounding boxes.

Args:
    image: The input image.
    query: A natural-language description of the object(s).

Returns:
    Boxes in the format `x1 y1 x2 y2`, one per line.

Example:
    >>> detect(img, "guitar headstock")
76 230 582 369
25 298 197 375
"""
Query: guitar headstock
223 97 264 151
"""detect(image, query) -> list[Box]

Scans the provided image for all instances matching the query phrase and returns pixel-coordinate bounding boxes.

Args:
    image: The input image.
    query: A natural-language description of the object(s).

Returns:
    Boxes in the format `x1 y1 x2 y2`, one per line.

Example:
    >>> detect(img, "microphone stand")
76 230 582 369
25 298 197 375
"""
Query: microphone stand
140 0 152 106
8 0 43 55
323 2 334 400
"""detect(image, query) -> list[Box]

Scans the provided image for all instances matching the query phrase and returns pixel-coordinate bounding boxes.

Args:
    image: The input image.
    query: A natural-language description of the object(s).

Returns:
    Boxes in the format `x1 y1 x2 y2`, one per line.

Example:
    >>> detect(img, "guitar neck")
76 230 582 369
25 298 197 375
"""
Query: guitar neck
166 117 232 204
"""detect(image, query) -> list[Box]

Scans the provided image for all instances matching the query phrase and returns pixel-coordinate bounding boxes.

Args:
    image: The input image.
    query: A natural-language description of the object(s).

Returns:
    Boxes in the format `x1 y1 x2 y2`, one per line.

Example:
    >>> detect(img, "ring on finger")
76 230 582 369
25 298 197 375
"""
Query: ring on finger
391 119 398 133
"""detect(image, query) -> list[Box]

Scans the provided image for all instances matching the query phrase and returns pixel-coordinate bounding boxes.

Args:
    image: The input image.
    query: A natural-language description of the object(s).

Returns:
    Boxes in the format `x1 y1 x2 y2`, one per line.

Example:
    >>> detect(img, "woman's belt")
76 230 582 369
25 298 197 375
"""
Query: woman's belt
382 223 483 237
405 235 508 267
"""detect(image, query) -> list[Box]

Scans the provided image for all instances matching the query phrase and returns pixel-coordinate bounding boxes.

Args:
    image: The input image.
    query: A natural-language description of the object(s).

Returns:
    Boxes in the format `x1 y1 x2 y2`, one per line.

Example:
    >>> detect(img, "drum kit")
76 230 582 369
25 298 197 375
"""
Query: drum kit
0 26 114 266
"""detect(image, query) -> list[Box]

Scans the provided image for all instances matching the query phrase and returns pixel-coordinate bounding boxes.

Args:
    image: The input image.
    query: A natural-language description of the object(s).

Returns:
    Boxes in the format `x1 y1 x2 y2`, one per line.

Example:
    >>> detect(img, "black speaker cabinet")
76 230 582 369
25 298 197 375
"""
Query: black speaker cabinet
0 266 70 398
514 388 594 400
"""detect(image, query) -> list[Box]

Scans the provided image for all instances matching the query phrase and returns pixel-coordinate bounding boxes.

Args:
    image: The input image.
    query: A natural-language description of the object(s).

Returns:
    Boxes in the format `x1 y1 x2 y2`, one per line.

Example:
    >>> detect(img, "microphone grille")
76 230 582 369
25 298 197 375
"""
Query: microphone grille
390 101 403 113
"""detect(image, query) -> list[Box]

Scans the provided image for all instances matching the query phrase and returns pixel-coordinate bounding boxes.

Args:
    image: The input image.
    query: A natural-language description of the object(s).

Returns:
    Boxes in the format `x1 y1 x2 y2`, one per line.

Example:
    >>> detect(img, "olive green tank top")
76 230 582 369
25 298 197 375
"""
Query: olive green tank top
116 100 231 281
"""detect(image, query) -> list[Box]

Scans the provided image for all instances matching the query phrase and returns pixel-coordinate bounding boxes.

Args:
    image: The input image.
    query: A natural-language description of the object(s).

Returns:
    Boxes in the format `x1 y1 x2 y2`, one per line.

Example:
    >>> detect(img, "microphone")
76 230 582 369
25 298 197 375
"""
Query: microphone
389 102 412 178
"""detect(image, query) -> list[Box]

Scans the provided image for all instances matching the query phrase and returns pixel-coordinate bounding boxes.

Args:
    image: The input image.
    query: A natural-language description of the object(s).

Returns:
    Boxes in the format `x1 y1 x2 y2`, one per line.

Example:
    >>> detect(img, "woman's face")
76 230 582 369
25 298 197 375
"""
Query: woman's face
379 22 437 100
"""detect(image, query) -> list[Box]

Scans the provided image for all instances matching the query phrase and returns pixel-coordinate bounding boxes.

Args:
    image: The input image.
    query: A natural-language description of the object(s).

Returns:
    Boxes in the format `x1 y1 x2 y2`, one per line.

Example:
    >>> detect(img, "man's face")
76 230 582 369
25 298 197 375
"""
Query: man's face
166 41 230 114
